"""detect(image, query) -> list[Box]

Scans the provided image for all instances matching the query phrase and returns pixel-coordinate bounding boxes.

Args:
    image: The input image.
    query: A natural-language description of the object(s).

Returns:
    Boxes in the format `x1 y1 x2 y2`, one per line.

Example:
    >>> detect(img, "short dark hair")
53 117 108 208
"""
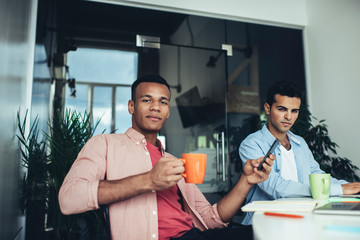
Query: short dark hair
131 74 171 101
266 81 304 107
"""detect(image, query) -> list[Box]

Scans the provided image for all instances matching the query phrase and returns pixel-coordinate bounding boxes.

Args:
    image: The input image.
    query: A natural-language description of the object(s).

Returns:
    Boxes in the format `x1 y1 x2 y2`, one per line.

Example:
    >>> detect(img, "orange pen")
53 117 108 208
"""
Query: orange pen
264 212 304 218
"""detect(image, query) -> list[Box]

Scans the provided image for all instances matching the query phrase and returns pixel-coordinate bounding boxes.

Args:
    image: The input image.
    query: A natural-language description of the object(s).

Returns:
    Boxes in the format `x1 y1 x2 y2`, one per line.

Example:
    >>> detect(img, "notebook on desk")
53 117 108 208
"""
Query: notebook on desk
339 194 360 198
241 200 317 212
313 202 360 215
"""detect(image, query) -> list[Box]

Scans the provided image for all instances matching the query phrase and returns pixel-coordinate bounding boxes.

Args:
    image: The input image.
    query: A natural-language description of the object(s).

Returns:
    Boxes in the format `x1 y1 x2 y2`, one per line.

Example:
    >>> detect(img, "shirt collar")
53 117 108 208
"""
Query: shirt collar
125 128 166 154
286 130 301 145
261 123 301 145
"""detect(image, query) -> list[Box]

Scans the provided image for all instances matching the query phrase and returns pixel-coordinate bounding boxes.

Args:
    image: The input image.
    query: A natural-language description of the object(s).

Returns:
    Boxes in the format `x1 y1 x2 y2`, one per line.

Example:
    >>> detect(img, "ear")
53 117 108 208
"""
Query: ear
128 100 134 115
264 103 271 115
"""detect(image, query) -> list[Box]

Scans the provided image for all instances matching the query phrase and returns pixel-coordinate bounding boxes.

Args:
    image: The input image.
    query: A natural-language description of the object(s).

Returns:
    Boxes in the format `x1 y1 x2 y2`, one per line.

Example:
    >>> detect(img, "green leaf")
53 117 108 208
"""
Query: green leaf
17 108 106 239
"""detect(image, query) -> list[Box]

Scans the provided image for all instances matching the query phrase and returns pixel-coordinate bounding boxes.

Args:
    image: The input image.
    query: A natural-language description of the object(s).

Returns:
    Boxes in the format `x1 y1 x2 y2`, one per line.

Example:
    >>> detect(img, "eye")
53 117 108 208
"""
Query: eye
292 109 299 113
161 100 169 105
142 99 150 103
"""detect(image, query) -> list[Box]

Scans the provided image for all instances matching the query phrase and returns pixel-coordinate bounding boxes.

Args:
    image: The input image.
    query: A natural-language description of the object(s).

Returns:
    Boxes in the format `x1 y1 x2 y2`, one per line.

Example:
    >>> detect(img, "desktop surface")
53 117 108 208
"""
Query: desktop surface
251 198 360 240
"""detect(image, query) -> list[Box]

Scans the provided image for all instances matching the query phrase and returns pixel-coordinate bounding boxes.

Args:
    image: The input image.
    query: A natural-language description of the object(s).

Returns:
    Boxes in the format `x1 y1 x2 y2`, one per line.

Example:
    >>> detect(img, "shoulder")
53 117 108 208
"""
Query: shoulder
239 130 268 161
84 133 128 148
240 130 264 147
89 133 127 141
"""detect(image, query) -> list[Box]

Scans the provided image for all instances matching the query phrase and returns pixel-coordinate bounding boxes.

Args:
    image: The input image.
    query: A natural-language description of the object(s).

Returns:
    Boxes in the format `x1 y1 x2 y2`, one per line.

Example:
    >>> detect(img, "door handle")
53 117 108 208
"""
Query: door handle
216 131 226 182
216 133 220 181
220 131 226 182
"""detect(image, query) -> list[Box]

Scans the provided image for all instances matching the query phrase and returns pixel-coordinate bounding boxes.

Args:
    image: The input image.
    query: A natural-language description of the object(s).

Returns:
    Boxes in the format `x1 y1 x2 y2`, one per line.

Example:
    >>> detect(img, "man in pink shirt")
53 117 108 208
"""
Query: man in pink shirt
59 75 274 240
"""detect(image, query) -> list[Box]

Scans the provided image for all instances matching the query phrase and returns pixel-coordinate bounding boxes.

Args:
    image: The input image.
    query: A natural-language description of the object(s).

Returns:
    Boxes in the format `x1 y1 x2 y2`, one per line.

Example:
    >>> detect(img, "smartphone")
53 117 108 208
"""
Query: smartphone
258 138 280 170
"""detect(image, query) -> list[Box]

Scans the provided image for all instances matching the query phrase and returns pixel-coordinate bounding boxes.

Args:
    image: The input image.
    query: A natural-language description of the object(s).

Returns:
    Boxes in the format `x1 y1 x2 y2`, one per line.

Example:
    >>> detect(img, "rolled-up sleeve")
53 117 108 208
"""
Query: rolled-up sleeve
58 135 107 215
179 181 228 230
193 189 228 229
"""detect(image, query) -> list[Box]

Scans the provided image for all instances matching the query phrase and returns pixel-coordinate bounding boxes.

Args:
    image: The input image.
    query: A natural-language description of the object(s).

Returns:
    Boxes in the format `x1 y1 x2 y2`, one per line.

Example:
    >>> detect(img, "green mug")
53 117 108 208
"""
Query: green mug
309 173 331 200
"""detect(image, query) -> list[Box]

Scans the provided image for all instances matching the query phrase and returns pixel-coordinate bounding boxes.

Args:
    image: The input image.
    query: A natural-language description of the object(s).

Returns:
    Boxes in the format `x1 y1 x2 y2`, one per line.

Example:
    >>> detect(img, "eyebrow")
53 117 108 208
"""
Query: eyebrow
276 105 300 111
161 96 170 101
139 94 170 101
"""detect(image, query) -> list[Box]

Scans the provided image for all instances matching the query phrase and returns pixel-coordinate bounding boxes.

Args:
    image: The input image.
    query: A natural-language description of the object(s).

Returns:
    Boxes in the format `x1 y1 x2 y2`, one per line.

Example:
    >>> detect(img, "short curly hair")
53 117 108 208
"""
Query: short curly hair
131 75 170 101
266 81 304 107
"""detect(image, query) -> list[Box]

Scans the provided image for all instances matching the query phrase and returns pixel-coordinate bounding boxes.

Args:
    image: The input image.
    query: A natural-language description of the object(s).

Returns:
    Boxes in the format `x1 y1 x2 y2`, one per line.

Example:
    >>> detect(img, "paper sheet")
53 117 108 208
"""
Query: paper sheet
241 200 317 212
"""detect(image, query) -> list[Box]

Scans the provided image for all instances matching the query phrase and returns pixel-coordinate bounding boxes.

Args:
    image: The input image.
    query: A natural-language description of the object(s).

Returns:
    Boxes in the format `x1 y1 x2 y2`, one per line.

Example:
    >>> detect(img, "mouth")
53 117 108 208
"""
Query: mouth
281 122 292 127
146 115 162 121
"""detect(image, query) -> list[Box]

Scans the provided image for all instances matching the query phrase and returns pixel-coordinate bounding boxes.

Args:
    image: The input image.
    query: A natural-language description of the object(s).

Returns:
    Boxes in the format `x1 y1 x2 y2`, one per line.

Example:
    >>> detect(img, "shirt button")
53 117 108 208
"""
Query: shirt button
152 210 157 215
142 139 146 143
145 152 149 155
152 190 155 193
136 141 140 145
152 233 157 239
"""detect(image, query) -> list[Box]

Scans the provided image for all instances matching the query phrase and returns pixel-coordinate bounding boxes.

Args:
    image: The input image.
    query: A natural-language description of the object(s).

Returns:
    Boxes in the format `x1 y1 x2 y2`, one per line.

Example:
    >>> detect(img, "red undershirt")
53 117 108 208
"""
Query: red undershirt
147 142 193 240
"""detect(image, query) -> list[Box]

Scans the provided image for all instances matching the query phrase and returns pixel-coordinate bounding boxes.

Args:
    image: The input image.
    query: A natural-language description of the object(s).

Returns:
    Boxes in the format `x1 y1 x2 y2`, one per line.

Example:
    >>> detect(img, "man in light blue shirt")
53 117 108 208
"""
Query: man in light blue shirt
239 81 360 225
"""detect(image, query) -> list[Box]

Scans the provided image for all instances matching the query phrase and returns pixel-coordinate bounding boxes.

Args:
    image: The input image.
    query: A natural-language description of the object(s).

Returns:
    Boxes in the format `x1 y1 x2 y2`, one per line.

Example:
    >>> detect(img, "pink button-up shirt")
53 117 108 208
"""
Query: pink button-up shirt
59 128 227 240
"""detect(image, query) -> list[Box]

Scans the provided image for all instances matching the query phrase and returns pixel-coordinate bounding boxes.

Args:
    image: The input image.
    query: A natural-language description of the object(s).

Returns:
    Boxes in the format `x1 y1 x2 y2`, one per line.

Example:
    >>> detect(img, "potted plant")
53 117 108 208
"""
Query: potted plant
18 109 107 239
291 106 359 182
17 110 49 240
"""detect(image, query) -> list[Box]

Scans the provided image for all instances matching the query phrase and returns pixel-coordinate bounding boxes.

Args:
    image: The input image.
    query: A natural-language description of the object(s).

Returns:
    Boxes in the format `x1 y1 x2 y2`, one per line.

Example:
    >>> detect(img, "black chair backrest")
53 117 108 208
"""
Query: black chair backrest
100 205 111 240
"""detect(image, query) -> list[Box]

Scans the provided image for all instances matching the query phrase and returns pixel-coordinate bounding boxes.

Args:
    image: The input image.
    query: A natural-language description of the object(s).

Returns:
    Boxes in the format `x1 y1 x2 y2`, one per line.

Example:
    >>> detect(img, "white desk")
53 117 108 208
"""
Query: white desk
252 199 360 240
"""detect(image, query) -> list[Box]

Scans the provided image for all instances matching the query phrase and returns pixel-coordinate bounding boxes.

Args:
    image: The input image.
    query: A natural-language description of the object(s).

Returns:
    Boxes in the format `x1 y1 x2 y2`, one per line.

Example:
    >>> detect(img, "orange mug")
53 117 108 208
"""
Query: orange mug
179 153 207 184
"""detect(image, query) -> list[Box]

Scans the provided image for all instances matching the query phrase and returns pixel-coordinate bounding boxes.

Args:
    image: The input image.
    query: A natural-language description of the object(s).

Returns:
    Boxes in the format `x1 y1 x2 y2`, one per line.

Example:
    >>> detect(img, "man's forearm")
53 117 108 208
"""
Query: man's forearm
216 175 253 222
98 171 153 205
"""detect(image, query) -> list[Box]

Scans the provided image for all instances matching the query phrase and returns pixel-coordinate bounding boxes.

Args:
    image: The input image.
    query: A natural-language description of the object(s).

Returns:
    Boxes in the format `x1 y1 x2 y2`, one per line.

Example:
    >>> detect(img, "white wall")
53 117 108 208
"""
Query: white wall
0 0 37 238
304 0 360 171
91 0 307 28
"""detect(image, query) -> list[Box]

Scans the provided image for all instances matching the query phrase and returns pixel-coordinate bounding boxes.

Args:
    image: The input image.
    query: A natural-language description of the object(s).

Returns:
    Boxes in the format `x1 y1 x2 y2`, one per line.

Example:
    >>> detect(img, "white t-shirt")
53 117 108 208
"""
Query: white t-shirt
280 145 298 182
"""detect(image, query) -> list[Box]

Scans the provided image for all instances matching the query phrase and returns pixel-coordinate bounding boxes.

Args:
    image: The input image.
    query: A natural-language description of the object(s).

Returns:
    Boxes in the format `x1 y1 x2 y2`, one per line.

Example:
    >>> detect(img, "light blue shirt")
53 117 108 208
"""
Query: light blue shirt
239 123 347 225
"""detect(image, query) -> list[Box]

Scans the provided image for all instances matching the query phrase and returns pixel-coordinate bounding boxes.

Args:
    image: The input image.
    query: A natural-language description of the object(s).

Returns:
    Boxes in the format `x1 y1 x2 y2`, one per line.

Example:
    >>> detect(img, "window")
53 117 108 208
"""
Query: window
65 47 138 135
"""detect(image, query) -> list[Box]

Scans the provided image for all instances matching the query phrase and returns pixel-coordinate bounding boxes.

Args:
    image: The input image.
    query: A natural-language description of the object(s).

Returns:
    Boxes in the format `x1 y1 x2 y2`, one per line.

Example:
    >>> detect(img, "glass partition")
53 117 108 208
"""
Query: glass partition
143 43 230 192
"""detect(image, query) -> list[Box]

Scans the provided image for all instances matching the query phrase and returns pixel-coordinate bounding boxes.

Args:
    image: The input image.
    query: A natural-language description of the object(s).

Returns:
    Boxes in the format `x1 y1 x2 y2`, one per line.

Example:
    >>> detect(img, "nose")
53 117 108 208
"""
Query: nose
150 101 160 111
284 110 291 120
